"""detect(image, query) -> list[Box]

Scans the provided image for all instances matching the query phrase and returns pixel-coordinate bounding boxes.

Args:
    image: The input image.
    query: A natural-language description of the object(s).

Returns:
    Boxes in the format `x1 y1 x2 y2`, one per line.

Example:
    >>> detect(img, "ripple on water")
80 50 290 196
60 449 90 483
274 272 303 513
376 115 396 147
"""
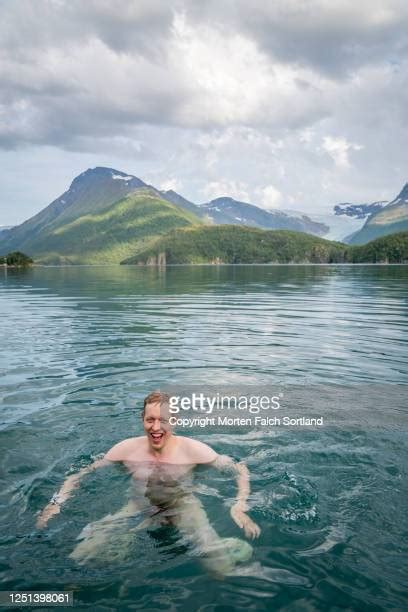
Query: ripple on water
1 266 408 611
251 471 319 524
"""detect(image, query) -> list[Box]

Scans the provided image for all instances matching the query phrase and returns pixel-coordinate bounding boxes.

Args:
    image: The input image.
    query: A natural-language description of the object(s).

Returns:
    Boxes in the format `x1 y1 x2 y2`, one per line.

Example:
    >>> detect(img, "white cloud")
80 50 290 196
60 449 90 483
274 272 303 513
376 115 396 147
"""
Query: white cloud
0 1 407 223
322 136 364 168
0 6 336 149
169 12 326 129
201 180 250 203
256 185 283 210
159 177 182 192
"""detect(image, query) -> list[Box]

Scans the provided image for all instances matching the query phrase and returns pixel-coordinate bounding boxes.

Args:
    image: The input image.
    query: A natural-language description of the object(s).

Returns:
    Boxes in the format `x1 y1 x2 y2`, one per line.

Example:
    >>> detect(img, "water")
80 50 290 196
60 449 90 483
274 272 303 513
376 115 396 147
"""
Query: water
0 265 407 611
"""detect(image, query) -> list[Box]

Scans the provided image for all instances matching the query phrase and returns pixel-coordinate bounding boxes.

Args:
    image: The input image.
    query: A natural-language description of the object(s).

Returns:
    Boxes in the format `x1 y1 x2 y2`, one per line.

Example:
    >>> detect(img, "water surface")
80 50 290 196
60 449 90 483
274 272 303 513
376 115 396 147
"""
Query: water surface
0 265 407 611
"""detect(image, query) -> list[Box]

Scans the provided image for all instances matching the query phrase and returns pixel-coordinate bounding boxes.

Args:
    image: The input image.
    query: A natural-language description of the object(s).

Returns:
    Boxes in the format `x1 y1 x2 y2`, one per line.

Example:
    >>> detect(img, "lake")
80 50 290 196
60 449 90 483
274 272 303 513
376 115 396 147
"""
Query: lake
0 265 407 611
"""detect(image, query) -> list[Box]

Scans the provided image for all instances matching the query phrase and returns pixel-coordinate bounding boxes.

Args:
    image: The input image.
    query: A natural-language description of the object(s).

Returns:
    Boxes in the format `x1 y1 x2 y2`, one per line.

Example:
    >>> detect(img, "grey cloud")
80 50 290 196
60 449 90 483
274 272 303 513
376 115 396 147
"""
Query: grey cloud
0 0 407 226
74 0 176 57
2 0 407 151
0 0 174 56
185 0 408 77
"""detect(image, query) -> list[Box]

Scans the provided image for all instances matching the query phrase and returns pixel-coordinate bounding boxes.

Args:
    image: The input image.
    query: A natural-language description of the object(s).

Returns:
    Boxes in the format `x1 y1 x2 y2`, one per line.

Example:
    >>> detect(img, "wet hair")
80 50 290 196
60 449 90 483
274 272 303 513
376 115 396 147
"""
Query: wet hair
142 391 170 417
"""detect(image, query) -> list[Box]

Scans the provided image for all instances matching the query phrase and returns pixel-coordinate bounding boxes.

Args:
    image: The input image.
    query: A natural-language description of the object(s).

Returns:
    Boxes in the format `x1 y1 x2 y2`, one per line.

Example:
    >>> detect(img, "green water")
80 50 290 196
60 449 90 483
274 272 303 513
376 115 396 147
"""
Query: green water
0 265 407 611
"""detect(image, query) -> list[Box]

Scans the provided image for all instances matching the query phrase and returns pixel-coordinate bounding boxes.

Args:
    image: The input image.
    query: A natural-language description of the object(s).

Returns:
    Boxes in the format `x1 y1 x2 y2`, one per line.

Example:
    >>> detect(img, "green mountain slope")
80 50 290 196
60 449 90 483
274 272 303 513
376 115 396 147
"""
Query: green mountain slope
0 167 148 253
122 225 408 265
121 226 348 264
349 231 408 263
8 190 202 264
0 167 203 264
349 183 408 244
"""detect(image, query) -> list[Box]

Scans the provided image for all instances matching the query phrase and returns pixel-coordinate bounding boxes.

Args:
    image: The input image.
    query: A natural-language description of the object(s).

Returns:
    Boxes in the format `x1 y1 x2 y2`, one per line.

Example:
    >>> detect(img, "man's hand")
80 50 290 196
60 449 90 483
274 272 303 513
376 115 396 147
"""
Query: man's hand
35 457 110 530
211 455 261 539
230 501 261 539
36 502 61 529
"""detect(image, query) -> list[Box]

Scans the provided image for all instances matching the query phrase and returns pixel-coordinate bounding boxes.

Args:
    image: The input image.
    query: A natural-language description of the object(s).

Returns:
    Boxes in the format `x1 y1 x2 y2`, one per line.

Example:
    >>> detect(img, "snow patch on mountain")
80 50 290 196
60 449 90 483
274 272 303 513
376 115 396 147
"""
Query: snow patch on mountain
334 201 387 219
112 173 134 181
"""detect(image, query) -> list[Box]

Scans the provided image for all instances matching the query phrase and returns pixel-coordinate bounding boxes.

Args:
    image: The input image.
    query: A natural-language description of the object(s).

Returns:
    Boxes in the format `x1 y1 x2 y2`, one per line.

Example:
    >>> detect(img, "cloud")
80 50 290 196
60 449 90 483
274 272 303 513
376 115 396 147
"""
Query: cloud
159 177 183 192
1 1 407 151
0 1 407 224
200 180 250 203
322 136 364 168
188 0 408 76
0 0 372 151
0 7 336 153
255 185 283 210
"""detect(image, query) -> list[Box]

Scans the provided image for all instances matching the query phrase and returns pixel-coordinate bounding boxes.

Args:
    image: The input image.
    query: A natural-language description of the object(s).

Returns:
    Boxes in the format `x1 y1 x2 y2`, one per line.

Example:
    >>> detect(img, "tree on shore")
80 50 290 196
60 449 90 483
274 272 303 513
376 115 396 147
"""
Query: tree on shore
0 251 34 266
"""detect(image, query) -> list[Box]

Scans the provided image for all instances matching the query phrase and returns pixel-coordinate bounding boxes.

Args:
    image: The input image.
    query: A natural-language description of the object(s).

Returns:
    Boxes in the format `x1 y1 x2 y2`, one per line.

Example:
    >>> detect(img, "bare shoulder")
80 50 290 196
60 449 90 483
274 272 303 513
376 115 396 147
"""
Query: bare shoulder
104 436 145 462
180 437 218 464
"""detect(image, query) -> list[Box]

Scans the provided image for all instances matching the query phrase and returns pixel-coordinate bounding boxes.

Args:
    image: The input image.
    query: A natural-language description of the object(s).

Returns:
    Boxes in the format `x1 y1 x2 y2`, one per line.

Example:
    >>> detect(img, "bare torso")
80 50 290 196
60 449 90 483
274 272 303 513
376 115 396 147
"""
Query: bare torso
105 434 217 510
125 461 194 508
107 434 215 463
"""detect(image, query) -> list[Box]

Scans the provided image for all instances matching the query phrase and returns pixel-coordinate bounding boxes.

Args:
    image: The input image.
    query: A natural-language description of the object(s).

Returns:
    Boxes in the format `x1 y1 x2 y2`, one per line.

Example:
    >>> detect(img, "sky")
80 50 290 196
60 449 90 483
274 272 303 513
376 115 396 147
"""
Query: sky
1 0 407 225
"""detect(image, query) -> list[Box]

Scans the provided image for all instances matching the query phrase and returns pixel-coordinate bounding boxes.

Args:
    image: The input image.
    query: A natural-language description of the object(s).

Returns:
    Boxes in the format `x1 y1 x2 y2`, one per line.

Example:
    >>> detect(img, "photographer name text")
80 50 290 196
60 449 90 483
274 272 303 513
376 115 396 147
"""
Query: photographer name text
169 415 324 428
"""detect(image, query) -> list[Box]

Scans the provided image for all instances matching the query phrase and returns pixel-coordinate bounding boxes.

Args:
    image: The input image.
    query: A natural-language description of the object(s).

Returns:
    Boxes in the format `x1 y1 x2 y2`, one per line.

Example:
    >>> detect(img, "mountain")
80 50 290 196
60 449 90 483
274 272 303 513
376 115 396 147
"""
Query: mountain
0 167 146 252
122 226 408 265
158 190 207 218
309 201 387 242
0 167 335 265
200 197 329 236
348 183 408 244
12 165 404 263
334 201 387 219
0 167 203 264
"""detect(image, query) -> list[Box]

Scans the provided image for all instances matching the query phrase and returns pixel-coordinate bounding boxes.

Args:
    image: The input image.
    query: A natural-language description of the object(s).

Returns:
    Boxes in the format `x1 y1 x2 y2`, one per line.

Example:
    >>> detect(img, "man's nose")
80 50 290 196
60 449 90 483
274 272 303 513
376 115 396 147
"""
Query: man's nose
152 419 161 430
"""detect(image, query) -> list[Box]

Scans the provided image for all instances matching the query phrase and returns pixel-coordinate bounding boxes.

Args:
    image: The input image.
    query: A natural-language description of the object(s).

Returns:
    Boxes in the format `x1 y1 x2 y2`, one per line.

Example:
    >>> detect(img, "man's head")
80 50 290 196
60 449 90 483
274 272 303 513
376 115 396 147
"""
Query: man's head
142 391 172 451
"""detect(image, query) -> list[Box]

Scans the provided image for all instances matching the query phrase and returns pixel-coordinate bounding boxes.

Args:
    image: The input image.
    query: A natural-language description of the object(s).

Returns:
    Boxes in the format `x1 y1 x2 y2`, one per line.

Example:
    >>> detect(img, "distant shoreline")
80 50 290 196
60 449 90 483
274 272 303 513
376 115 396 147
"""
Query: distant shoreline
5 262 408 269
2 264 33 269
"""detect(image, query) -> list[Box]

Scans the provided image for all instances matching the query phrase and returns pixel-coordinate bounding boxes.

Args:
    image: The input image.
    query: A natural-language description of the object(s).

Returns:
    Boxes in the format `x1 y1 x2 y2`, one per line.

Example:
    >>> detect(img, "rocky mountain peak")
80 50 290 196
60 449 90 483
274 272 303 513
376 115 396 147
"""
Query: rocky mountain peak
69 167 145 190
393 182 408 203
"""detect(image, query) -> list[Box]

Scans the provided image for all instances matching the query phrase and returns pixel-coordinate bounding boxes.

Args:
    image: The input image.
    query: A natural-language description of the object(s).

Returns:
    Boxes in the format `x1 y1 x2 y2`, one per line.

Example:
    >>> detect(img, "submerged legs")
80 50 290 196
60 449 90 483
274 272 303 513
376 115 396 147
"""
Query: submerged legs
172 495 253 576
69 500 141 565
69 495 253 575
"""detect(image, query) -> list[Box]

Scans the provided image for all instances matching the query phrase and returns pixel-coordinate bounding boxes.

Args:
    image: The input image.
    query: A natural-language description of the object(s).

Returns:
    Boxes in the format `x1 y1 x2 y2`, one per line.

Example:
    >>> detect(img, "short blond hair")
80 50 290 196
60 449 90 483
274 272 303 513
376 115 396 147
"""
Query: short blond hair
142 391 170 415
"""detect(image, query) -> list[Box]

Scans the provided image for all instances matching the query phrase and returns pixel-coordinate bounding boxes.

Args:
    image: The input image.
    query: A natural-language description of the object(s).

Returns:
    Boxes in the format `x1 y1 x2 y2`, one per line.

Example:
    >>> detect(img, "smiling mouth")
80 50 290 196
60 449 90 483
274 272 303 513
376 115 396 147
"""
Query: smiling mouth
150 433 164 443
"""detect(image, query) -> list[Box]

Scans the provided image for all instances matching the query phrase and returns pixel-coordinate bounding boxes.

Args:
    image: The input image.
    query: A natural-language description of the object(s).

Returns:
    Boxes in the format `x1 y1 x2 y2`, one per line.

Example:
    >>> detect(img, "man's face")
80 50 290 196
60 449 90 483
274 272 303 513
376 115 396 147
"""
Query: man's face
143 401 172 450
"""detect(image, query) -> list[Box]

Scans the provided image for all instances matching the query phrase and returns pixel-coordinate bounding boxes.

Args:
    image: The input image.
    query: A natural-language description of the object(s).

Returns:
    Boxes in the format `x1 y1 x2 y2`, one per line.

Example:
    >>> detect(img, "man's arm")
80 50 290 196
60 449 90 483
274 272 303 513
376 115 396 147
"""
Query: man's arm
212 454 261 539
36 438 137 528
36 456 111 529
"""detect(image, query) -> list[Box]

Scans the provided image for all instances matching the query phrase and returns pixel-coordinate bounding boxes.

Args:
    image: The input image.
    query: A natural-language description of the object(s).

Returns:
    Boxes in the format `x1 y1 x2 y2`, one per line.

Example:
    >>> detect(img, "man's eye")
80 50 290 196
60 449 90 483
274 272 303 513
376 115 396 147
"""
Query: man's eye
160 419 168 424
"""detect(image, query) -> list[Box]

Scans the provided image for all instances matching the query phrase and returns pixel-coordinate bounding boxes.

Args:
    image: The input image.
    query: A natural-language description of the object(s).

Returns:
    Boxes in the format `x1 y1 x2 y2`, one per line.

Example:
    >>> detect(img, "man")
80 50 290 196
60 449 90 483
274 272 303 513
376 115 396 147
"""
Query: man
37 391 261 574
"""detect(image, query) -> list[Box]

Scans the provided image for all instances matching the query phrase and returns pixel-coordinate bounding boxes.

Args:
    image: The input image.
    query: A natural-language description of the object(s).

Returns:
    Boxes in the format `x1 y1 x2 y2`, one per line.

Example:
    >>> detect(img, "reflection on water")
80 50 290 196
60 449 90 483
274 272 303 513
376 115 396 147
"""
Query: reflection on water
0 265 407 610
